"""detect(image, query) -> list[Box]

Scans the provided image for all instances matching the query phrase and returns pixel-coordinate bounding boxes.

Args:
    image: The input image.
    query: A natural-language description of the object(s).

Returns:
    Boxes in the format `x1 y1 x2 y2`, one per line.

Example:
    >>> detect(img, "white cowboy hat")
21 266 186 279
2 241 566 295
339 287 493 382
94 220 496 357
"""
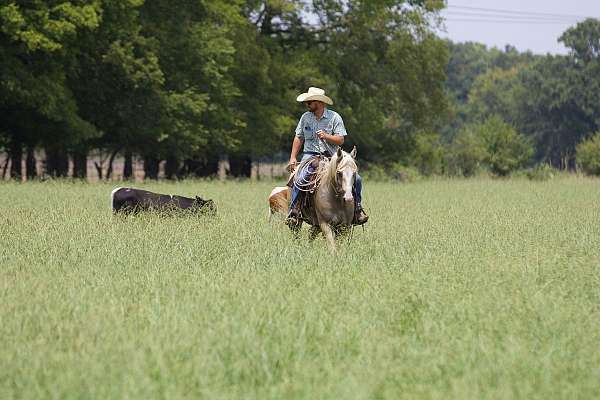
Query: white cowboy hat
296 87 333 105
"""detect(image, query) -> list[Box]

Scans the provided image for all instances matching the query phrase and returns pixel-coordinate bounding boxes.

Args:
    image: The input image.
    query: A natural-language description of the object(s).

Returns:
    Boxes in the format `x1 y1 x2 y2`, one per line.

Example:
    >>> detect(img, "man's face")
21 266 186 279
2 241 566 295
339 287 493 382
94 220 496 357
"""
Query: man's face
306 100 321 113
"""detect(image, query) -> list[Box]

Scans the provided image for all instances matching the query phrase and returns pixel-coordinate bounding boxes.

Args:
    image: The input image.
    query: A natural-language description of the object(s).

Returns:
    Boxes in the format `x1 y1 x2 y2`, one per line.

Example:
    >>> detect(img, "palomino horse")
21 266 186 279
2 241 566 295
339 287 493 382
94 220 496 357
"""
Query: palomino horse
269 146 358 249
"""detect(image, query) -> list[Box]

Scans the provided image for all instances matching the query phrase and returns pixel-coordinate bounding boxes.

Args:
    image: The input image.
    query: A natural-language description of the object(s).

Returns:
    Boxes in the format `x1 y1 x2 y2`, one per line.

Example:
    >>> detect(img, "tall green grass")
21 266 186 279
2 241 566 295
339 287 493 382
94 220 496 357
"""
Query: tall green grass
1 177 599 399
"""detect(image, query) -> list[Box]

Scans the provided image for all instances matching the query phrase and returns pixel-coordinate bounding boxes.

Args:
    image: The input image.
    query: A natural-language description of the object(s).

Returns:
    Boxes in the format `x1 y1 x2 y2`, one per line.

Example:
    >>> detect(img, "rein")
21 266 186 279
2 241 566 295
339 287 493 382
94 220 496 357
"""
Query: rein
330 173 344 198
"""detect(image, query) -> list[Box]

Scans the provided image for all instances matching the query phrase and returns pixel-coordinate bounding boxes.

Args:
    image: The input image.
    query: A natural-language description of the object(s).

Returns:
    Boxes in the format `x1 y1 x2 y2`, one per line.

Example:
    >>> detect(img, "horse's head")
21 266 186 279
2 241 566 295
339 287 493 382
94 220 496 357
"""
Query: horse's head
330 146 358 203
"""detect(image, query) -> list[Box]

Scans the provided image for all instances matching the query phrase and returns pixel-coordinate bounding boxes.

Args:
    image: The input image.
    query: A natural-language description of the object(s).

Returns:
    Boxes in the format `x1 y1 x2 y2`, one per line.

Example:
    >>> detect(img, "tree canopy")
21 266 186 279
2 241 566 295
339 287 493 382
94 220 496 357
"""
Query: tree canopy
2 2 600 179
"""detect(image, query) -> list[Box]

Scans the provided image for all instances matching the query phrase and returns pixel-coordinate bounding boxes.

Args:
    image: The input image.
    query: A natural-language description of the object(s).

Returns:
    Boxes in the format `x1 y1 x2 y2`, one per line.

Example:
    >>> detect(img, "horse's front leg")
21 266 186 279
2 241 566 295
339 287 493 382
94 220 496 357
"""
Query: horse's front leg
308 226 321 242
319 222 336 251
289 220 302 239
334 225 352 241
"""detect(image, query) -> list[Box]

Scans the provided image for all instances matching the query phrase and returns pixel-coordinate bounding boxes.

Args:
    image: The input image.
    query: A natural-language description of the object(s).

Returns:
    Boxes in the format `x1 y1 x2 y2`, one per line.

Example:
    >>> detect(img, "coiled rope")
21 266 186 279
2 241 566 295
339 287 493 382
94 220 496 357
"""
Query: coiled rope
292 157 327 192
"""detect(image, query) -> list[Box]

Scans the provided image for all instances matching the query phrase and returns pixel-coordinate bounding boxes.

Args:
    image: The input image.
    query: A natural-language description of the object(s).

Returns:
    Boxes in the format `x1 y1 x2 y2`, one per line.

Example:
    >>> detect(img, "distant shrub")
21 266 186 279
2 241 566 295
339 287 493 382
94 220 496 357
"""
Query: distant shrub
362 163 421 182
479 115 533 177
412 132 444 176
526 163 557 181
446 129 487 177
388 163 421 182
361 164 389 182
576 132 600 176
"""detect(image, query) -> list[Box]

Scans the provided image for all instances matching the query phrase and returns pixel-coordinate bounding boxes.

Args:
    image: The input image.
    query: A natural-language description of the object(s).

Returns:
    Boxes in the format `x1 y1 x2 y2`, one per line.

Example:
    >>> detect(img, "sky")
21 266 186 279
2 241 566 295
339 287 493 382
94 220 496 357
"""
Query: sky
439 0 600 54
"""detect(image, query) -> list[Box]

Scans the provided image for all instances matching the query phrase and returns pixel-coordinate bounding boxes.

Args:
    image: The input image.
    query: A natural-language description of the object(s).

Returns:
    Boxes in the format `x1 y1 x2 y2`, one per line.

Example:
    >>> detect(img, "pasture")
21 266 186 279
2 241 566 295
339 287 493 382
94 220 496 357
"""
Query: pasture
1 178 599 399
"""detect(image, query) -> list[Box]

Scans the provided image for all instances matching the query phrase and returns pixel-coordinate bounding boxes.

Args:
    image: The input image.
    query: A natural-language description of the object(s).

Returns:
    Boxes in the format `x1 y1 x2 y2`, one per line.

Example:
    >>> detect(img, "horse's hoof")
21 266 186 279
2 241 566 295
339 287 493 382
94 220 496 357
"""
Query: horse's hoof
285 217 300 227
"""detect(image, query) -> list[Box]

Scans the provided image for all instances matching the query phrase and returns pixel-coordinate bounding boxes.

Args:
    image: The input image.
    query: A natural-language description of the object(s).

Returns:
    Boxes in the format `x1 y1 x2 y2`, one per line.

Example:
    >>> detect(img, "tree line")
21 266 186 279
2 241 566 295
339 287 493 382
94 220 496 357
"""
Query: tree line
1 1 600 181
441 19 600 177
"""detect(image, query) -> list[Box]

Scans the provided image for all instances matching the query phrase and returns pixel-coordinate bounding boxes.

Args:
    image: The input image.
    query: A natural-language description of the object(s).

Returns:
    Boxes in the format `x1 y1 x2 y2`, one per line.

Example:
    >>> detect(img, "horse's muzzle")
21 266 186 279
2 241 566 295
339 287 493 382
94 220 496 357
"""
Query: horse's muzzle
343 194 354 203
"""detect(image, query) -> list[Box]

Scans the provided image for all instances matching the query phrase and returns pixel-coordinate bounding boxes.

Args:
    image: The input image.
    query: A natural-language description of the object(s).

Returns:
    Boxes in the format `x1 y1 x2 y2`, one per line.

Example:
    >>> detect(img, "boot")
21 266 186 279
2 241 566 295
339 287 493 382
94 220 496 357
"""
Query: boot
285 204 302 227
353 206 369 225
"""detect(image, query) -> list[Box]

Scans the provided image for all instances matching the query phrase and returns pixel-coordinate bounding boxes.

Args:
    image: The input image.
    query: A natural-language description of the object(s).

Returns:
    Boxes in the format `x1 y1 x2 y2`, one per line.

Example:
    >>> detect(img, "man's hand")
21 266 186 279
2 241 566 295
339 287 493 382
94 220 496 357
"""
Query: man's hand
287 159 298 173
317 130 344 146
316 130 327 141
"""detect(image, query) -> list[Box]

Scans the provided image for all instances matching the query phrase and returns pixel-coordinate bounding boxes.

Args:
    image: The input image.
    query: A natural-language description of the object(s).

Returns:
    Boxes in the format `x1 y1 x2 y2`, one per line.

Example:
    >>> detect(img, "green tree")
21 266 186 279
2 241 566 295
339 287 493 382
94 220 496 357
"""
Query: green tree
321 0 449 163
412 131 444 176
467 67 525 125
560 18 600 63
237 0 450 169
0 1 100 178
560 19 600 129
137 0 245 178
443 42 538 146
516 56 592 168
576 131 600 175
446 128 487 177
230 0 316 176
478 116 533 176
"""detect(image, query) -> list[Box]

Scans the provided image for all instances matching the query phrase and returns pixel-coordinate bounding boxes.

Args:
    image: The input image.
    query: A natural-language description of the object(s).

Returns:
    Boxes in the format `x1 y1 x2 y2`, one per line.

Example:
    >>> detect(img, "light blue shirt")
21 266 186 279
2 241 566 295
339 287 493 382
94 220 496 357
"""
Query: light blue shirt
295 108 347 156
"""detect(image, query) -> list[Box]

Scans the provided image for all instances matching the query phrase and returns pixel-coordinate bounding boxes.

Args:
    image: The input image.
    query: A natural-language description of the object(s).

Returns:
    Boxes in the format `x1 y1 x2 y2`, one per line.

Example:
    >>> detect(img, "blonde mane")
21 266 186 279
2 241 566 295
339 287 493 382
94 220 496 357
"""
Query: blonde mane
324 150 358 184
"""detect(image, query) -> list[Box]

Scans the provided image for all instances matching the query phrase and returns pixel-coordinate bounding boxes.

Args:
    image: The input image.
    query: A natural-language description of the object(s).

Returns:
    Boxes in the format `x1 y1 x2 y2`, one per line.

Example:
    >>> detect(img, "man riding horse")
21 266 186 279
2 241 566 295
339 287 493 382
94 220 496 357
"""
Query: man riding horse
286 87 369 226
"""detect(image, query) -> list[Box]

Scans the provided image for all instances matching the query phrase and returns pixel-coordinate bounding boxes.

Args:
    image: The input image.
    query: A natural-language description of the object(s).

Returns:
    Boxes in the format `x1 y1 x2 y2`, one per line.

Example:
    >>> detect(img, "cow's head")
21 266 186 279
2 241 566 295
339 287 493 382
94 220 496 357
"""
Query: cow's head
193 196 217 215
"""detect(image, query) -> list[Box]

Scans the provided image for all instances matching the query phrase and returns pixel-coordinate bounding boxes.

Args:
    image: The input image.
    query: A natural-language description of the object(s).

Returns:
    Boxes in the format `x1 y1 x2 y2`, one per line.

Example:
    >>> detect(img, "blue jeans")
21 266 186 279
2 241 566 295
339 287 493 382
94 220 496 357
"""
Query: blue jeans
289 155 363 213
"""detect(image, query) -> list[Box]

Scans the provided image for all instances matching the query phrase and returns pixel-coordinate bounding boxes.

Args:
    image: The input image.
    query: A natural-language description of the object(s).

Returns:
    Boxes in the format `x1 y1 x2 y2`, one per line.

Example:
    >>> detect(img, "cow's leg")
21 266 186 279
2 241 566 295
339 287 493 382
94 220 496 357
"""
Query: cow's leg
319 222 336 251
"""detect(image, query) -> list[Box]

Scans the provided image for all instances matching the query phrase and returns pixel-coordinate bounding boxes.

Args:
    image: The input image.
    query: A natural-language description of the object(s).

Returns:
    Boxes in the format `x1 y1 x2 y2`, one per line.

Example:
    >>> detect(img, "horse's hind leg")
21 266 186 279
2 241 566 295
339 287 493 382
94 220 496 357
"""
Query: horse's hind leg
308 226 321 242
319 222 336 251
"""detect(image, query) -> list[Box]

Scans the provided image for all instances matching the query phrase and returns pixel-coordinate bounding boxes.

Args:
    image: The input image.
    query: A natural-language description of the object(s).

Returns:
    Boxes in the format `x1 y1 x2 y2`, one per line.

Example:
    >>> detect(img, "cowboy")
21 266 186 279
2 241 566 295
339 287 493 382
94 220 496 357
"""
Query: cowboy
286 87 368 226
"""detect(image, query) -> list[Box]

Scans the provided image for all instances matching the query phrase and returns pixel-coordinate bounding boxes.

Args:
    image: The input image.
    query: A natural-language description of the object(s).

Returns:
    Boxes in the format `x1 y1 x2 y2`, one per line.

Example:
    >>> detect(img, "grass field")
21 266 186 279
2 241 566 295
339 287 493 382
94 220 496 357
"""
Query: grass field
1 177 600 399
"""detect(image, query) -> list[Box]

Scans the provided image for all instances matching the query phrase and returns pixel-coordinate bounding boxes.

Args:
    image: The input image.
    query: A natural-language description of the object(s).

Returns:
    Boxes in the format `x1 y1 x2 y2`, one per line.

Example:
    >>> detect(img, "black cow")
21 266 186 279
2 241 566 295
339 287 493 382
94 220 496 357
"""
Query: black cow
111 187 216 215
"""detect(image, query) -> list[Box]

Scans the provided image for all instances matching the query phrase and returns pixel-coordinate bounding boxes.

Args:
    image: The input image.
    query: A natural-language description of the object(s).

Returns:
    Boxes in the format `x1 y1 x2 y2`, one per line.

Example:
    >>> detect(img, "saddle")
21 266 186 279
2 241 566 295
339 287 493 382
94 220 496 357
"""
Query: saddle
287 155 328 193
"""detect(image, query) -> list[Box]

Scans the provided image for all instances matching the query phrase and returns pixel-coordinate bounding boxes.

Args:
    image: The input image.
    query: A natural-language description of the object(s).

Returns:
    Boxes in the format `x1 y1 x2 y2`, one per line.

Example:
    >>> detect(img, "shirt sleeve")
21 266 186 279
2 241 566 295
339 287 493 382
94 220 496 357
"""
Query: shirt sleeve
295 114 305 138
332 114 347 136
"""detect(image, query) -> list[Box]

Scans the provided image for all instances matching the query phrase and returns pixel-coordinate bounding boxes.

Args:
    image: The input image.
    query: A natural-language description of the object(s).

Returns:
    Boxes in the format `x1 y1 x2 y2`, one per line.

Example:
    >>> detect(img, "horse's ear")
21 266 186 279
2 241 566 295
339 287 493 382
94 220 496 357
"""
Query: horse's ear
350 146 357 159
336 147 343 159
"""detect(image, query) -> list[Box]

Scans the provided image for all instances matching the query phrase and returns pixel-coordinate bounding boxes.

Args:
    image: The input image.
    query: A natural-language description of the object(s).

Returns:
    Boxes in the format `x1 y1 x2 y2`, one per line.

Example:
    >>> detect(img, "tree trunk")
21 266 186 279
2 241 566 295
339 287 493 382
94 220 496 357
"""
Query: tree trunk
123 150 133 180
73 150 88 179
1 155 9 179
144 156 160 180
165 156 179 180
183 156 219 177
94 161 103 180
229 155 252 177
46 146 69 177
9 139 22 180
26 145 36 180
106 148 120 181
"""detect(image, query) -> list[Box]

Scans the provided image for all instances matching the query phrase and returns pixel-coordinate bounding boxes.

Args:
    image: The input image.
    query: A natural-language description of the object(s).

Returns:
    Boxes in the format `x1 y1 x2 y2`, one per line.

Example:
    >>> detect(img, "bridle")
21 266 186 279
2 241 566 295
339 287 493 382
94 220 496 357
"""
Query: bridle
331 158 356 198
